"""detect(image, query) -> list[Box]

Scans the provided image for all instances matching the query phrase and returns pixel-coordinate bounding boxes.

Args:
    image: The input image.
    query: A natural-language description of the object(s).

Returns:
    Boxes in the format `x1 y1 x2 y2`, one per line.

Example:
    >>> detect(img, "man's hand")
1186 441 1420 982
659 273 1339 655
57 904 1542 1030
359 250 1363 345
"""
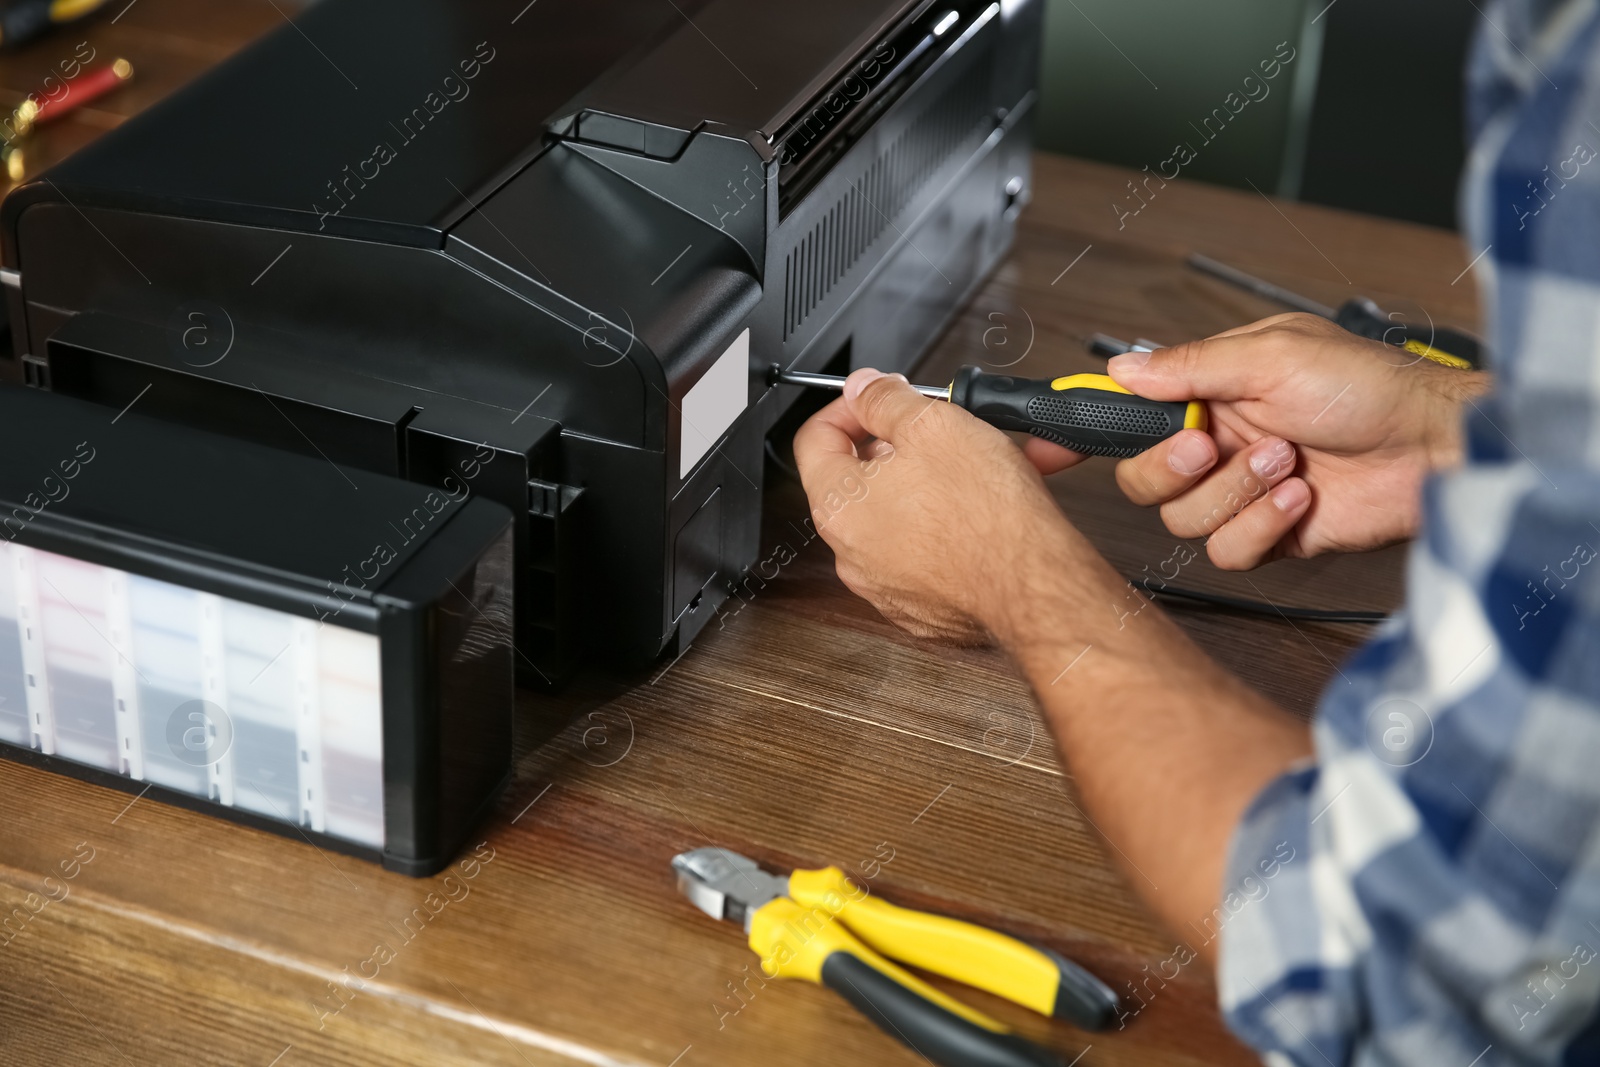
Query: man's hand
1029 314 1490 570
792 368 1083 644
791 367 1313 966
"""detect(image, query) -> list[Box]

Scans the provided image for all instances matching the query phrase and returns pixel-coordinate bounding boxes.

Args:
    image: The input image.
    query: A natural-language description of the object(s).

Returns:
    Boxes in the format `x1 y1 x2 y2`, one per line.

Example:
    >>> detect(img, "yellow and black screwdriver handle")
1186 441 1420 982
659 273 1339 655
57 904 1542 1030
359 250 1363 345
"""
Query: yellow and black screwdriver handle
748 866 1117 1067
949 365 1206 459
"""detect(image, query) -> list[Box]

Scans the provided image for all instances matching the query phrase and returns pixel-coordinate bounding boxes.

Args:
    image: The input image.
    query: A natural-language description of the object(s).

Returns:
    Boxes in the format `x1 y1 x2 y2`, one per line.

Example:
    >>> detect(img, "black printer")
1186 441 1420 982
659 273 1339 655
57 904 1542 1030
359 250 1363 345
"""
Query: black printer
0 0 1042 686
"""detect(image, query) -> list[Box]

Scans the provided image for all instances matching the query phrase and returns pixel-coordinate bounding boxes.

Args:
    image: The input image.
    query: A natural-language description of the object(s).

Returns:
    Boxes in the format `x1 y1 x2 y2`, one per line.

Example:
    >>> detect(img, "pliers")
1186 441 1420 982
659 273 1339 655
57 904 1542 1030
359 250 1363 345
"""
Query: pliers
673 848 1119 1067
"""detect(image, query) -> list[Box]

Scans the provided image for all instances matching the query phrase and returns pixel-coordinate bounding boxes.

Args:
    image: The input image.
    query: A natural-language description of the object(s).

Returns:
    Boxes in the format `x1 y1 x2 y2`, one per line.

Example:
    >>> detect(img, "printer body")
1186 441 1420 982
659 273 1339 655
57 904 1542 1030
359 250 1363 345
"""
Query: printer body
0 0 1041 684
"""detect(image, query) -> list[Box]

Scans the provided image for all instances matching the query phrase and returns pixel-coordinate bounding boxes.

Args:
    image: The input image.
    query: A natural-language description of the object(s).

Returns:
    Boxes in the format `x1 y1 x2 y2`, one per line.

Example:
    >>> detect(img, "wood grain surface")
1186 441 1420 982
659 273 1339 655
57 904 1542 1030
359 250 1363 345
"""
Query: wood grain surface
0 4 1480 1066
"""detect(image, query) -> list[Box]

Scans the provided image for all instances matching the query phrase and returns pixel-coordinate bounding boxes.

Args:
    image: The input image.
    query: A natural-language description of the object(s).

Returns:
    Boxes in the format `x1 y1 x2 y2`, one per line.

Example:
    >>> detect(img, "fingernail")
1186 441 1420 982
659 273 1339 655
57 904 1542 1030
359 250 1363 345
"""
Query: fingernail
843 368 885 401
1107 351 1151 373
1167 432 1214 475
1249 439 1293 478
888 373 908 383
1271 479 1309 512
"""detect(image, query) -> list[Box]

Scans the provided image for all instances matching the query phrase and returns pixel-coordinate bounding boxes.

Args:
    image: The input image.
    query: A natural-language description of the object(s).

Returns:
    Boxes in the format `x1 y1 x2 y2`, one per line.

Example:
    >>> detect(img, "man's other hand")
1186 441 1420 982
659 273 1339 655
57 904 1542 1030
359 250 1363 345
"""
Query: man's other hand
1028 313 1488 570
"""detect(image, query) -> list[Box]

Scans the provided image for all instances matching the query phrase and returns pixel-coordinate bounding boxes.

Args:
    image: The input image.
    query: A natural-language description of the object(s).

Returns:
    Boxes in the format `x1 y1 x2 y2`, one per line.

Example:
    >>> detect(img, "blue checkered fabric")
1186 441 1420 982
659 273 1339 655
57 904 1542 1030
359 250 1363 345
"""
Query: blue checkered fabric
1217 3 1600 1065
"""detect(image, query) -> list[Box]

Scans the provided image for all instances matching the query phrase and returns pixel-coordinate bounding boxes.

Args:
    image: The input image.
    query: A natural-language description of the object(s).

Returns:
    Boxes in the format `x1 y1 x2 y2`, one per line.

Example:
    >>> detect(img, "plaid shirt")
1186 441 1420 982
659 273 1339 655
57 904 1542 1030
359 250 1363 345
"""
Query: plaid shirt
1217 3 1600 1065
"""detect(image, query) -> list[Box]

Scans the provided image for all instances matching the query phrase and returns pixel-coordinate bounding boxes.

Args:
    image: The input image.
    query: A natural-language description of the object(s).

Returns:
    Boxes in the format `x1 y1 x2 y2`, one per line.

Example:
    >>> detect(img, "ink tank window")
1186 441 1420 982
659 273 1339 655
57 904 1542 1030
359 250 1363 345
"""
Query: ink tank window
0 542 385 849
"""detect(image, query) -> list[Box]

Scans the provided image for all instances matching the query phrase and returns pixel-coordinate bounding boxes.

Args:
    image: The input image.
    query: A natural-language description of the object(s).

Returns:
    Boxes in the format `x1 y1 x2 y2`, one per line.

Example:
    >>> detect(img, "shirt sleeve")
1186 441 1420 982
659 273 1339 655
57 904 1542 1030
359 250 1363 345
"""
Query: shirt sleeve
1215 3 1600 1065
1219 460 1600 1066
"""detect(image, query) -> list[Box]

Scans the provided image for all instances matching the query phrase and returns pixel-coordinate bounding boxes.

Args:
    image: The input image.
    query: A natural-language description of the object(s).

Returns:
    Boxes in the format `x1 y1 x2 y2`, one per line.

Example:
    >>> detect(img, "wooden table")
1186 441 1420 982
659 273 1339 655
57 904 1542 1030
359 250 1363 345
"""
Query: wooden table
0 5 1479 1065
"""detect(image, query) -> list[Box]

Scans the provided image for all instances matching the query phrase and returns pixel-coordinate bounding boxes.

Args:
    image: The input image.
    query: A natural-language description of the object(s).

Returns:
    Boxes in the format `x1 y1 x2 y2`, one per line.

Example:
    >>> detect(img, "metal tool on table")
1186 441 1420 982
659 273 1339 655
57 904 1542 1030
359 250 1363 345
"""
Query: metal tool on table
2 57 135 182
770 364 1205 458
1188 252 1480 369
14 57 133 135
1085 334 1158 358
674 848 1117 1067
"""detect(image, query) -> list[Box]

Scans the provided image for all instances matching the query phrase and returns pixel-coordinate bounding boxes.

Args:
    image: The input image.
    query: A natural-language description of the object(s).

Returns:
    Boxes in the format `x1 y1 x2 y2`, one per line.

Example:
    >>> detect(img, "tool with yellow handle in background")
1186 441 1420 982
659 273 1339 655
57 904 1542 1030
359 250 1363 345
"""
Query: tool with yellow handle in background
0 0 114 50
1187 252 1481 370
771 364 1206 459
673 848 1117 1067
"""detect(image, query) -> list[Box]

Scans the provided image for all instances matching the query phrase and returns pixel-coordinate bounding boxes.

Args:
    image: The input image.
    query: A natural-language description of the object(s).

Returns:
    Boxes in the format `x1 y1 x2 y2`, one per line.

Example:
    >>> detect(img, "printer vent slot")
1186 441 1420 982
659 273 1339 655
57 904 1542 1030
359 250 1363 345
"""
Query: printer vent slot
782 50 994 342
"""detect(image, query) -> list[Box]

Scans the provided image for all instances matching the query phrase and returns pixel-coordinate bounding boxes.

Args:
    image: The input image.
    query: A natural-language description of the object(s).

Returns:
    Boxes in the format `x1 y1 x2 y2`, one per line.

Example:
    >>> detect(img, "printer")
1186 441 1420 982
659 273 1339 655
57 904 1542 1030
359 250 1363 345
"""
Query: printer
0 0 1042 687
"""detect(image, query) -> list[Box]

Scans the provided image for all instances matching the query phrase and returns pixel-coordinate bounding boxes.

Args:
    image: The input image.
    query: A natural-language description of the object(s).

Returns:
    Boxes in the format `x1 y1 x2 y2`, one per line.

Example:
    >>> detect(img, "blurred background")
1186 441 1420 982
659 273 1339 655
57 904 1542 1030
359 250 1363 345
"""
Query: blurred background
1036 0 1477 229
1 0 1480 231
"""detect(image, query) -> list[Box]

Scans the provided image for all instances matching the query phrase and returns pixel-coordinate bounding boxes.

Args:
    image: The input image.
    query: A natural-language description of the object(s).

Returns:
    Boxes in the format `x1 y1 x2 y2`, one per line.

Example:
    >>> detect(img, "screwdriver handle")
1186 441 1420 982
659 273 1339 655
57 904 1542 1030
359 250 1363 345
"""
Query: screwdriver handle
949 367 1204 459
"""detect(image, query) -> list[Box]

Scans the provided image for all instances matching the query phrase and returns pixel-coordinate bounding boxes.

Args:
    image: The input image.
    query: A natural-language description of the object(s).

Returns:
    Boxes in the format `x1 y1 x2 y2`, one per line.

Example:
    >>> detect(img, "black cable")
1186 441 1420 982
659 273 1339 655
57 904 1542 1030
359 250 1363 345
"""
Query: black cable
764 435 1385 625
764 437 802 483
1133 578 1389 624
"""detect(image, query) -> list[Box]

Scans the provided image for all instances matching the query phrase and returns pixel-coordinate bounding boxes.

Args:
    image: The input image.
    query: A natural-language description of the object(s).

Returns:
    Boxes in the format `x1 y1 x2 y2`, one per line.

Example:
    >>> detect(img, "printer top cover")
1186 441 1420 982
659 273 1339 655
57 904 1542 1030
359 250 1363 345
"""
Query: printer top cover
1 0 1042 679
6 0 923 245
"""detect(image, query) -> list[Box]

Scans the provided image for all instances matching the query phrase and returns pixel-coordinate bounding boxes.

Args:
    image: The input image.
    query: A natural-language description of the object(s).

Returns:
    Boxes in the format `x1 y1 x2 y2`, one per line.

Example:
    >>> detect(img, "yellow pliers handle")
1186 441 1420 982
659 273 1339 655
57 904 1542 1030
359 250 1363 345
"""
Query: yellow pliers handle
788 867 1118 1030
750 896 1065 1067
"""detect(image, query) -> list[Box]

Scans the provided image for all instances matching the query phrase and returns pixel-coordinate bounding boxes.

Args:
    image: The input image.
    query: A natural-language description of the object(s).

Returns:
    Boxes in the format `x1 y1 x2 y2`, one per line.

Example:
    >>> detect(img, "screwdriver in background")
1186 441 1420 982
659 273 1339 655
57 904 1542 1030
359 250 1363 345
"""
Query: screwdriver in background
1085 334 1157 358
771 364 1206 458
1188 253 1480 369
0 0 115 50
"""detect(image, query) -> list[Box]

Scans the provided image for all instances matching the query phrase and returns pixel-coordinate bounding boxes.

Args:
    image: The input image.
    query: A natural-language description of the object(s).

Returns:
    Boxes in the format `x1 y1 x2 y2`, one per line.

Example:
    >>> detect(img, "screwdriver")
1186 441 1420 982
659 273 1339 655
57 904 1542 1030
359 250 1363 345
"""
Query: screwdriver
770 364 1205 458
1085 334 1157 358
1188 253 1479 369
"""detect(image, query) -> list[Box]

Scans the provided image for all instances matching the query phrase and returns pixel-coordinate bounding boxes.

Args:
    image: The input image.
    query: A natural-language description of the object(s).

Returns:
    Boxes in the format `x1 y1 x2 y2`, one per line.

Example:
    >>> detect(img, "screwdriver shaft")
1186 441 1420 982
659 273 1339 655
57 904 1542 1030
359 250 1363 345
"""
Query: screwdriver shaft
1187 253 1337 319
773 367 951 399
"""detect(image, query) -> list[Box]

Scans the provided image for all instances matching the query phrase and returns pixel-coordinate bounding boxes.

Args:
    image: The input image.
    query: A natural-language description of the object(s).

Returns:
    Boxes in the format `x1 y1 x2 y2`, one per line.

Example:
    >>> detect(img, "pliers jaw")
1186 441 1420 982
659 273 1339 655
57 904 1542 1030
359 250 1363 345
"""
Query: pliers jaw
671 848 789 933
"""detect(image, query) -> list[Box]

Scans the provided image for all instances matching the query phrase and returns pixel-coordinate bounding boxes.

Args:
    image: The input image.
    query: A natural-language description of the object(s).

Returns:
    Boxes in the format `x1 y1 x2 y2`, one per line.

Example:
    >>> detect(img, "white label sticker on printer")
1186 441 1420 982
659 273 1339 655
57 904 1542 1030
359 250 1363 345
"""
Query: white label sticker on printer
680 327 749 478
